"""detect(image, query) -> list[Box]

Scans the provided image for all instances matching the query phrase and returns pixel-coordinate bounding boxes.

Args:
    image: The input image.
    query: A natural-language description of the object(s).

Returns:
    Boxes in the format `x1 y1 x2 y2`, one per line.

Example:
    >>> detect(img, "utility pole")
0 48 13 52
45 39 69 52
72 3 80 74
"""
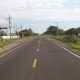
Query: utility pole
7 14 12 39
14 26 15 34
20 25 23 38
14 26 16 38
15 26 19 36
20 25 22 32
57 21 58 37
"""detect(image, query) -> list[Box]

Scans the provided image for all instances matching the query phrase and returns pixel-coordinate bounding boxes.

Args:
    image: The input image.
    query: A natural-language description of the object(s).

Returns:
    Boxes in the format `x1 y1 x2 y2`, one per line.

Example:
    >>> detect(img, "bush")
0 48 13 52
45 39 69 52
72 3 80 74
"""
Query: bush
63 36 77 43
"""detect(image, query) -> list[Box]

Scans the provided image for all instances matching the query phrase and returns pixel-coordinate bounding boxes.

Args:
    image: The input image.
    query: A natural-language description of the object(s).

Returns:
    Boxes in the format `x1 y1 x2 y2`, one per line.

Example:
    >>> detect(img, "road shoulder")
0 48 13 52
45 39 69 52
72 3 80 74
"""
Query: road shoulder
0 39 31 55
46 37 80 59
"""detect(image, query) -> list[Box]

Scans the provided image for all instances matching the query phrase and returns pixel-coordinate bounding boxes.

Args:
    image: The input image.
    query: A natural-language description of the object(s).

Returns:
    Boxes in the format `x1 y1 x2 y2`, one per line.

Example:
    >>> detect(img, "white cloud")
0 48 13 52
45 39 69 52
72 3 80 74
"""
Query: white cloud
0 0 80 32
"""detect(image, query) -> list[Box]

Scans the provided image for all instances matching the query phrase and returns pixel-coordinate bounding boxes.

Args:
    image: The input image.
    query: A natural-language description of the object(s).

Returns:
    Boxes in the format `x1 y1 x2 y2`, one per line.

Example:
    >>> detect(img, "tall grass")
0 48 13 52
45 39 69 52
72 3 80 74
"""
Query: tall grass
0 39 14 48
46 35 80 53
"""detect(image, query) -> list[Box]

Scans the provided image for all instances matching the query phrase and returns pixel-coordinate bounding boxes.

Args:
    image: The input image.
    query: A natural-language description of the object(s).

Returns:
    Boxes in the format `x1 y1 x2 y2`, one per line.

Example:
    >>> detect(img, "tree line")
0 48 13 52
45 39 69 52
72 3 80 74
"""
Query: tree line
44 26 80 36
0 28 38 38
19 28 38 38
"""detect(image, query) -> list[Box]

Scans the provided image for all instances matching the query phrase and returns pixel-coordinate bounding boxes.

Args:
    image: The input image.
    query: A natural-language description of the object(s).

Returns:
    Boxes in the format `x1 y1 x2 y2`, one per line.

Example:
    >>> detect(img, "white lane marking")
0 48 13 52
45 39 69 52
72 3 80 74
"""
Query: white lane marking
37 49 40 52
0 41 30 58
57 44 80 59
32 58 37 69
47 39 80 59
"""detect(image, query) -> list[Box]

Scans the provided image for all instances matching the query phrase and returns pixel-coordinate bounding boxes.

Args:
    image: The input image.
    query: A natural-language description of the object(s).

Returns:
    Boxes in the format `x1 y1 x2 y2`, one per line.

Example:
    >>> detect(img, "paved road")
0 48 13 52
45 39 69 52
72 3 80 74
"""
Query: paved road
0 37 80 80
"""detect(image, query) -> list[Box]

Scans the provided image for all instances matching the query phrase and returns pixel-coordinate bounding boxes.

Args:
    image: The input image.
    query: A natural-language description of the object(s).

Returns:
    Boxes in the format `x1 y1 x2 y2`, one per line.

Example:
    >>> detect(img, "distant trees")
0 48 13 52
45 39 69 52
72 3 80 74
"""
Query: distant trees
0 30 7 36
44 26 80 36
19 28 33 37
76 27 80 36
19 28 38 38
65 28 77 36
44 26 64 35
44 26 57 35
65 27 80 36
77 27 80 32
58 29 65 35
0 30 7 39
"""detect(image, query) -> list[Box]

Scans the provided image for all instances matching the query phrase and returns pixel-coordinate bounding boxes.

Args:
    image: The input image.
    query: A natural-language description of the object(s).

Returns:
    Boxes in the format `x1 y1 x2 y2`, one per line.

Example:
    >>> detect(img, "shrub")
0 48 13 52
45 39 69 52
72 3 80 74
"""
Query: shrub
63 36 77 43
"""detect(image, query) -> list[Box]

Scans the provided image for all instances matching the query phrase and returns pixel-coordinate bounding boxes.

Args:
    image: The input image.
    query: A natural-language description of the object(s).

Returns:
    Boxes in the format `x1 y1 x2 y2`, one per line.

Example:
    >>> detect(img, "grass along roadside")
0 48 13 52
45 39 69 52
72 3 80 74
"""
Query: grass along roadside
0 36 36 54
0 36 35 48
0 39 15 48
45 35 80 55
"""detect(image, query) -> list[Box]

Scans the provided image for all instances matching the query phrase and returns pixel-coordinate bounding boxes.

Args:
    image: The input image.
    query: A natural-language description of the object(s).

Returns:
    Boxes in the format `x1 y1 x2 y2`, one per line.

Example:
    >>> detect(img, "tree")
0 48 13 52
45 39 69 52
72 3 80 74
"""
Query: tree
19 28 34 37
15 31 19 36
77 27 80 32
44 26 58 35
0 30 7 36
76 27 80 36
58 29 64 35
44 26 64 35
0 30 7 39
27 28 33 36
65 28 77 36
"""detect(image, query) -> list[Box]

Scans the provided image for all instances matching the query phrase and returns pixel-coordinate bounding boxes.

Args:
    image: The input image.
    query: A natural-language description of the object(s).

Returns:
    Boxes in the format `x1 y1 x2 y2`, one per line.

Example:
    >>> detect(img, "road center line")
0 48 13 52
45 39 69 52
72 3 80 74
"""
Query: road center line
32 58 37 69
37 48 39 52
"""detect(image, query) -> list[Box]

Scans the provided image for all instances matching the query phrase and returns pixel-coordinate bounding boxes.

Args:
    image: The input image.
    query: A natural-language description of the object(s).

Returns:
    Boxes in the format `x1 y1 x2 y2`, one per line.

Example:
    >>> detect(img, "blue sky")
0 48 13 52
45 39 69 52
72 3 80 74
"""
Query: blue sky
0 0 80 33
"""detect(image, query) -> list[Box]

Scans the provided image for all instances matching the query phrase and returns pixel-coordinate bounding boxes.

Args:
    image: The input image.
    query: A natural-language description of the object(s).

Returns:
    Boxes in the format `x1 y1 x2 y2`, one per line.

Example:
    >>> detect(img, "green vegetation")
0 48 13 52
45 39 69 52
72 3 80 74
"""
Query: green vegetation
0 35 37 48
63 36 77 43
44 26 64 35
23 36 37 40
43 26 80 54
45 35 80 54
0 39 14 48
19 28 38 38
0 28 38 48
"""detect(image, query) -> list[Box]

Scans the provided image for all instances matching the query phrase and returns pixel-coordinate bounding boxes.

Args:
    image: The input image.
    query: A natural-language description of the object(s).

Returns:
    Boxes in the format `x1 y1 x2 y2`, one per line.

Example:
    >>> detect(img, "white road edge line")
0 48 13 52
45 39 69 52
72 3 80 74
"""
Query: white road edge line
47 39 80 59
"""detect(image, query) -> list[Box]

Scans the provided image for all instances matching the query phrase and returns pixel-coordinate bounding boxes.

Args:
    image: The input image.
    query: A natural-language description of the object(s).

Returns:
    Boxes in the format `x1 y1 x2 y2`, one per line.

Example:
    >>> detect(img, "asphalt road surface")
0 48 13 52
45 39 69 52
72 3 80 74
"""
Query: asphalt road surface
0 37 80 80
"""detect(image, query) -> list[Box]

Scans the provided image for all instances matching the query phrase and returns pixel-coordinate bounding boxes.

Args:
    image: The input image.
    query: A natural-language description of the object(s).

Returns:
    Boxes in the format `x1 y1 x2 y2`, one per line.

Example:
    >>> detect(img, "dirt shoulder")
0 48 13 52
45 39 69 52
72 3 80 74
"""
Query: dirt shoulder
0 39 31 54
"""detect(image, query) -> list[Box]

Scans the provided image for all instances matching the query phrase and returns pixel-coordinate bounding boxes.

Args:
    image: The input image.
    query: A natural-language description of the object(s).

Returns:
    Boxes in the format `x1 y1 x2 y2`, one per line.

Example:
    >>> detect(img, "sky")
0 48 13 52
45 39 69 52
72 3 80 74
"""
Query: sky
0 0 80 33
